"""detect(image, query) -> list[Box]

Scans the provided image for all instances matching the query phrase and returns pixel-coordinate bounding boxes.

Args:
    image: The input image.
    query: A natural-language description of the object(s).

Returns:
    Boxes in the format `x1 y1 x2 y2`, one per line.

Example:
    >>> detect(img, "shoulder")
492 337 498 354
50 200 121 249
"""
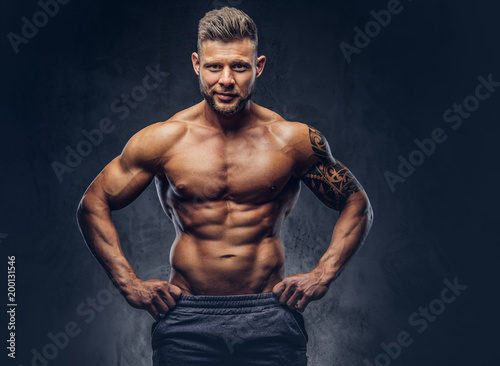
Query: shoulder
269 120 334 178
120 107 203 171
124 119 188 157
125 103 206 153
266 118 332 158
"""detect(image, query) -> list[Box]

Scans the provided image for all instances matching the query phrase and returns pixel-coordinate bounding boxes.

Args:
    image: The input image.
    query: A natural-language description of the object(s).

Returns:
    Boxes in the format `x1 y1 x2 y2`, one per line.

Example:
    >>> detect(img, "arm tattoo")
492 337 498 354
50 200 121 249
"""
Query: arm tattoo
302 125 362 210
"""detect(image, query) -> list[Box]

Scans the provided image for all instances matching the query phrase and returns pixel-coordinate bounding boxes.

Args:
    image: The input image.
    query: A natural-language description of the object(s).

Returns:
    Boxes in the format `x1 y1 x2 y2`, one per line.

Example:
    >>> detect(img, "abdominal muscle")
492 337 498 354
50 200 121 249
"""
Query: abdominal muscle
167 200 287 296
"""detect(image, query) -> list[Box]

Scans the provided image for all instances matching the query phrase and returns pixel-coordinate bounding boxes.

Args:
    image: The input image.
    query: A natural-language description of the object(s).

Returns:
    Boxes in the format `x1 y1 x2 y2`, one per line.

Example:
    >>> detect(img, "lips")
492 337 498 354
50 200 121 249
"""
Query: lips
216 93 237 101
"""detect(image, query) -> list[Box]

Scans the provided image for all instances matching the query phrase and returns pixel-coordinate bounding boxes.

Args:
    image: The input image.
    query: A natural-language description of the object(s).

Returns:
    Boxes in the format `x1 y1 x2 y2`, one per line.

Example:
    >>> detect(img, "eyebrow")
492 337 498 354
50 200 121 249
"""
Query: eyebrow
203 59 252 67
232 59 252 66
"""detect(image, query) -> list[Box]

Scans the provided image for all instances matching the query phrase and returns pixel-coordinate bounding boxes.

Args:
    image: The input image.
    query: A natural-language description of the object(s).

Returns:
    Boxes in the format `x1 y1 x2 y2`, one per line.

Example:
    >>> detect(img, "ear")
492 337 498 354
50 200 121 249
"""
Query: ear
255 55 266 78
192 52 200 75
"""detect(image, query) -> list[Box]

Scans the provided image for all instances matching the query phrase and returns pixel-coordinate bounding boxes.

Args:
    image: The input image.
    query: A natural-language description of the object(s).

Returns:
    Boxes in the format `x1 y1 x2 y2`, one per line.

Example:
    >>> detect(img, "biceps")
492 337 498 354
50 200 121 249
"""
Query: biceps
87 157 155 211
301 159 363 210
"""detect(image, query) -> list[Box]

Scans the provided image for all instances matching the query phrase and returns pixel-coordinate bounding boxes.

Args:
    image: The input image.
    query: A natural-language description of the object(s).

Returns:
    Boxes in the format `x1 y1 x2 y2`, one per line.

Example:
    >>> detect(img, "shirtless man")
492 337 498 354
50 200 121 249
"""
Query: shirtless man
77 7 373 366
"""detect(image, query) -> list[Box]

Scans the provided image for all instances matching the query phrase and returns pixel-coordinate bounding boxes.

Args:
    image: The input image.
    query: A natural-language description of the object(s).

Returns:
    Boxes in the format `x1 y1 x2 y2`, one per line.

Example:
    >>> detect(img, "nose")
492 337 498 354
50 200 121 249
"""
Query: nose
218 67 235 88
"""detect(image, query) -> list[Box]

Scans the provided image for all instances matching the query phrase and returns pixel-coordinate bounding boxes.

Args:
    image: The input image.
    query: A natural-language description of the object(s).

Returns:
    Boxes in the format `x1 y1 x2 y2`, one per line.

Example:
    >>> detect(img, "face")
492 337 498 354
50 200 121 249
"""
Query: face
192 38 266 116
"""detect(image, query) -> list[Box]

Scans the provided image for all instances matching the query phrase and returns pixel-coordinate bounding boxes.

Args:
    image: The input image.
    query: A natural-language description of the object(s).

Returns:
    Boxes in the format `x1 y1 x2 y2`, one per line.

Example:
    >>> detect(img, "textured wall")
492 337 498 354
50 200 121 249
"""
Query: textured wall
2 0 499 365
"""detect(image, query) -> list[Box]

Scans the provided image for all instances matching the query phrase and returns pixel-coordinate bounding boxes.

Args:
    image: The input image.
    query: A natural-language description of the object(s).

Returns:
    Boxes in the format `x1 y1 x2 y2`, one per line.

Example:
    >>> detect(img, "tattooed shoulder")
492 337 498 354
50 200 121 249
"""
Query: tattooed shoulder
307 125 329 158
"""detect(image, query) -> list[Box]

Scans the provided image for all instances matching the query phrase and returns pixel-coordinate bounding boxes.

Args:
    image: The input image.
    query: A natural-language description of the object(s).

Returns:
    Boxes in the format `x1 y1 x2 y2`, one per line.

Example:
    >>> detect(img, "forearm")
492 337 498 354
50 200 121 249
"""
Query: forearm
77 194 139 293
312 191 373 285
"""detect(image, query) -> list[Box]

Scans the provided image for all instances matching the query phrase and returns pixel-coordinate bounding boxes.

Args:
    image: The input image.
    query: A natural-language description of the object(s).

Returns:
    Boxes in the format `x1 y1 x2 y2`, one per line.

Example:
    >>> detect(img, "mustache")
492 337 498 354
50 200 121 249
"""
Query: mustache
211 89 240 96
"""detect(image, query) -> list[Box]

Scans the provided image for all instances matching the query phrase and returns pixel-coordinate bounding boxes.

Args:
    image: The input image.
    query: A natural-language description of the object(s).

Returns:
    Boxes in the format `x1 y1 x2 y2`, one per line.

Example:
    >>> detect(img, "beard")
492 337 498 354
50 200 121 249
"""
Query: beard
199 79 255 116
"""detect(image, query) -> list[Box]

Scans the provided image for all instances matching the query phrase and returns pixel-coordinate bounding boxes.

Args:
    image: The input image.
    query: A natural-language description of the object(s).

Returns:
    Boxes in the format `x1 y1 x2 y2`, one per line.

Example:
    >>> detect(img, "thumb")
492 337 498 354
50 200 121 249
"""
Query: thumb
272 281 286 296
169 284 183 298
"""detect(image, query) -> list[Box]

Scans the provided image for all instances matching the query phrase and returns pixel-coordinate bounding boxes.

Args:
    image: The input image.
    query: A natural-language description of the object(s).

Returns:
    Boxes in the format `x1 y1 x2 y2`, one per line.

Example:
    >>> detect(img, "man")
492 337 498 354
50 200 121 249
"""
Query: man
77 7 373 366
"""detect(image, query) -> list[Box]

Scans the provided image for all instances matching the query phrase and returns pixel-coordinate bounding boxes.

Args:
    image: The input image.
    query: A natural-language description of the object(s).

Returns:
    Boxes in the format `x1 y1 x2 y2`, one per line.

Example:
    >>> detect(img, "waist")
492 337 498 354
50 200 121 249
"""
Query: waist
170 292 283 314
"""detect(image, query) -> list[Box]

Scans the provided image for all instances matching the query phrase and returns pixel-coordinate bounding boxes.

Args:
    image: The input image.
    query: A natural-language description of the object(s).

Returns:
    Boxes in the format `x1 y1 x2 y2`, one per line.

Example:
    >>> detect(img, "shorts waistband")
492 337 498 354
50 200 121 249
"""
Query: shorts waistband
172 292 282 314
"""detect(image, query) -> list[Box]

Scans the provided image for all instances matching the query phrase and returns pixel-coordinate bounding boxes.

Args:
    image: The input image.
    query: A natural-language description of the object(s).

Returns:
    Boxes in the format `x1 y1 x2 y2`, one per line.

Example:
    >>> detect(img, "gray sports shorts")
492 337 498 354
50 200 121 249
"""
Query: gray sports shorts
151 292 308 366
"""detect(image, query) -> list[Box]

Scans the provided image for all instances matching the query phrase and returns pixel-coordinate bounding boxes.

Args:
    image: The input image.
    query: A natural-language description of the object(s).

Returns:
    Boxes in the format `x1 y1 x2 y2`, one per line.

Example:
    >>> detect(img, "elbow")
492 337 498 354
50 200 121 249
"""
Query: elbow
76 195 90 225
359 191 374 224
358 190 374 232
365 202 374 228
76 192 107 224
346 191 374 227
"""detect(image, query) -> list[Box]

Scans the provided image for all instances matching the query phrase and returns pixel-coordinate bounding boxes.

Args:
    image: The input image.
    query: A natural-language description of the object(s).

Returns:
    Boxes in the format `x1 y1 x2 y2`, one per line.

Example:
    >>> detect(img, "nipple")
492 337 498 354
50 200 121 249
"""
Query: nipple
270 185 277 191
176 184 185 191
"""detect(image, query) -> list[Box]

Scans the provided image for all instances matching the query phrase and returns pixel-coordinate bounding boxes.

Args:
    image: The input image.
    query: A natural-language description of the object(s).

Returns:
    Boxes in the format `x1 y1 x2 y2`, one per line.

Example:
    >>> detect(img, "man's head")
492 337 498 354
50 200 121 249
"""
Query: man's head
192 7 266 116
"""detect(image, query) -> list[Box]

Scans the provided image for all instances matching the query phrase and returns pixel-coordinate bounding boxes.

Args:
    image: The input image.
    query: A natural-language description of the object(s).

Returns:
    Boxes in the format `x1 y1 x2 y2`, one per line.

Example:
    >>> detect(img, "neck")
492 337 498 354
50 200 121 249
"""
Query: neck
202 100 253 132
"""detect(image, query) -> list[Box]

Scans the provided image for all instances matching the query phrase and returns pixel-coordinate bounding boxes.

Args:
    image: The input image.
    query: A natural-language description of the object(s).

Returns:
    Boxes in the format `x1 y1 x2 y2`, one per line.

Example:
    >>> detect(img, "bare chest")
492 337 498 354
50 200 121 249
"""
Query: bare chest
162 129 297 203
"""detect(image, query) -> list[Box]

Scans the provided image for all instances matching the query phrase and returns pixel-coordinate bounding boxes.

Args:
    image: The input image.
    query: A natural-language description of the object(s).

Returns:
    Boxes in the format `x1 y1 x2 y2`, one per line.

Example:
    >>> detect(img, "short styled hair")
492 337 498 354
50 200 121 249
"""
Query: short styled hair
197 7 258 56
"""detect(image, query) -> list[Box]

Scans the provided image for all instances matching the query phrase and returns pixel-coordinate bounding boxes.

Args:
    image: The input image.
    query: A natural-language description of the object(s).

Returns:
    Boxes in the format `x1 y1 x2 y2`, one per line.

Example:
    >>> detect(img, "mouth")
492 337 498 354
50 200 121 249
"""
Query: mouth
215 93 237 102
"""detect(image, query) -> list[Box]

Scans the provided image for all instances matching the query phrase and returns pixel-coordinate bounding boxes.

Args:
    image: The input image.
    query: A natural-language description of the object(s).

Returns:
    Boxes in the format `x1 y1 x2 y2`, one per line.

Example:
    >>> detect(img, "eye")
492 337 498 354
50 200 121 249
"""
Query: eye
233 64 247 71
206 64 222 71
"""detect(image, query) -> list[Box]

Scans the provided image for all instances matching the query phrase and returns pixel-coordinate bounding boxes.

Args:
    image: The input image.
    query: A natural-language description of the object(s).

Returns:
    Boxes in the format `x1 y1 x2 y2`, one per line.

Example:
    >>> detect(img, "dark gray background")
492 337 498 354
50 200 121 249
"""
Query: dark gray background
1 0 499 365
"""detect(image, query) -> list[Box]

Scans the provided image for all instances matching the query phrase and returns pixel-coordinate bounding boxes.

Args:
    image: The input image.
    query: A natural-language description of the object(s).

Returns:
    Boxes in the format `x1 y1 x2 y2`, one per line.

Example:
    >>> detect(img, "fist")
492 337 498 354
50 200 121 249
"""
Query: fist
123 279 182 320
272 272 329 312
